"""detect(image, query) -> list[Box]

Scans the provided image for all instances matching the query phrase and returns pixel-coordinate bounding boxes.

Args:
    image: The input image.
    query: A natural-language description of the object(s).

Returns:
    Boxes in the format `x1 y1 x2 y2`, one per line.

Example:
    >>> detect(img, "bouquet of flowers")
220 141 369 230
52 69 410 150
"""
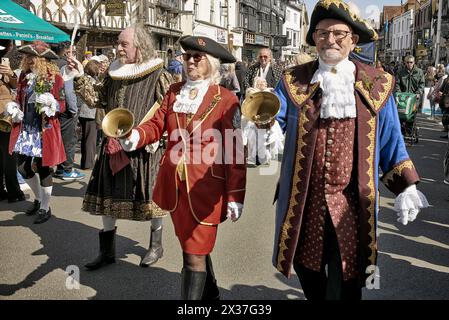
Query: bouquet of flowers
31 75 59 117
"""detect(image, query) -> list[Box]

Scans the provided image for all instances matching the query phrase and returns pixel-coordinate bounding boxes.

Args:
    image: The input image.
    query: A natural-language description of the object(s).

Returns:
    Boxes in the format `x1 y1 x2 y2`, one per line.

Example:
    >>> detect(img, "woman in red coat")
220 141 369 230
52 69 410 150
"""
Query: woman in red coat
7 41 66 224
120 36 247 300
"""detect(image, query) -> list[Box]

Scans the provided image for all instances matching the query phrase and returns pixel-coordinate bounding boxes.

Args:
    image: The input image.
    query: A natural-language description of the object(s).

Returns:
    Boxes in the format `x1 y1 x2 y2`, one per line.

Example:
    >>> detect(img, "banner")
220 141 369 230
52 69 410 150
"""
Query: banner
350 42 376 65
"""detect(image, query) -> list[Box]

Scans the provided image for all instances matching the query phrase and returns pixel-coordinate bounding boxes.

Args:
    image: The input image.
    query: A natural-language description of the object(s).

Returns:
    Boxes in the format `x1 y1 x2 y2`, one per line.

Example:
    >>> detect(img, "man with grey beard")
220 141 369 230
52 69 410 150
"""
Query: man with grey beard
76 24 173 270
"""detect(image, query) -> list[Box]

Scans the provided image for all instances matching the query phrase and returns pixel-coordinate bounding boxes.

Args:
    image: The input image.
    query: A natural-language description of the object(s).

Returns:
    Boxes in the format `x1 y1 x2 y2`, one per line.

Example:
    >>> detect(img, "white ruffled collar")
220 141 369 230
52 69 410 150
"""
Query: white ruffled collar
312 58 357 119
173 79 211 114
108 58 164 80
315 57 355 75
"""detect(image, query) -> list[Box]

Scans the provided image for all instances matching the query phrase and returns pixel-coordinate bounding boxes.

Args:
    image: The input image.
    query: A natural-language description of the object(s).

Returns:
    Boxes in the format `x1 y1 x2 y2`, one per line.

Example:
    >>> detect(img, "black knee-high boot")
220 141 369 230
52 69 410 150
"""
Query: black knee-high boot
85 228 116 270
181 268 207 300
202 255 220 300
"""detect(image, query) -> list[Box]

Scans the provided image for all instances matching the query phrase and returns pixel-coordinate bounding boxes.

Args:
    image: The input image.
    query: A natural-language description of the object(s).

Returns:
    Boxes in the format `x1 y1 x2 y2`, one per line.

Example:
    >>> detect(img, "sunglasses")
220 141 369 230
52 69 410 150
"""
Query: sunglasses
182 52 206 62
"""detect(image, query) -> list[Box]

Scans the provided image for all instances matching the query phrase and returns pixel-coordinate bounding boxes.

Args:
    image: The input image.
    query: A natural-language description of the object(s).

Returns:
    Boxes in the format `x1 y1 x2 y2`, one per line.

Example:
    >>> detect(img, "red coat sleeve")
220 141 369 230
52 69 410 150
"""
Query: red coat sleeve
135 87 171 148
52 74 66 114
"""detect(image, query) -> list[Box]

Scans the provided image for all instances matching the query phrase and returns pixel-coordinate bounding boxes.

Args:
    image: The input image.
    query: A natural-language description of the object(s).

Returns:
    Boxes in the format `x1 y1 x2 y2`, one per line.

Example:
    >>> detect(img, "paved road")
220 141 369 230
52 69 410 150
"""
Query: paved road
1 115 449 300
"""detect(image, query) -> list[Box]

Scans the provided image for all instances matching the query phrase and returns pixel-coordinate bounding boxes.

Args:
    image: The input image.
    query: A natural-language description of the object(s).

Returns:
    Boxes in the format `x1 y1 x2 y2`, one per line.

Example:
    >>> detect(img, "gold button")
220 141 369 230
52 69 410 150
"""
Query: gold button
325 162 331 168
321 206 326 211
325 184 330 189
327 139 334 145
319 236 323 241
326 151 332 157
325 173 330 179
329 128 335 133
319 226 324 231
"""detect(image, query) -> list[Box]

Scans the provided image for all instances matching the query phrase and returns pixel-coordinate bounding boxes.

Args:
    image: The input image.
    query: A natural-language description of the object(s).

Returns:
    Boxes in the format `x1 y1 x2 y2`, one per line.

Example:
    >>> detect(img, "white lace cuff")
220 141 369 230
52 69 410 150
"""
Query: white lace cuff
120 129 140 152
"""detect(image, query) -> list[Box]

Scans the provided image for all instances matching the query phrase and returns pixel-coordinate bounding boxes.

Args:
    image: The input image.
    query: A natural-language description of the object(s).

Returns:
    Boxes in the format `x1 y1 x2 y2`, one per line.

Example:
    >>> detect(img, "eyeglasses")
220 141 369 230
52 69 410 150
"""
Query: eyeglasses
315 29 352 41
182 52 206 63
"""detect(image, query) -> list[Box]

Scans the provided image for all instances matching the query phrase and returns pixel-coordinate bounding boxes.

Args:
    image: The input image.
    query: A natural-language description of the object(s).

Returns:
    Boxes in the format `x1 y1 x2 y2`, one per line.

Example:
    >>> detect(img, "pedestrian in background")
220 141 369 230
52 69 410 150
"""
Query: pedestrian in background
395 55 425 112
167 50 184 83
234 60 246 101
425 66 437 120
53 42 85 181
76 60 101 170
439 66 449 137
0 39 24 203
244 48 283 99
219 63 240 95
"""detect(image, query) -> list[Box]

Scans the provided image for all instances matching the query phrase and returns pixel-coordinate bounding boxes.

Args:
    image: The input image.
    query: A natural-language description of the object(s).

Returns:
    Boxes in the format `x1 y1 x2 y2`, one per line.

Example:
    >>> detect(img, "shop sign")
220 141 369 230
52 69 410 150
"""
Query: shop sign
217 29 228 44
105 0 126 17
232 32 243 47
193 23 217 40
255 35 265 45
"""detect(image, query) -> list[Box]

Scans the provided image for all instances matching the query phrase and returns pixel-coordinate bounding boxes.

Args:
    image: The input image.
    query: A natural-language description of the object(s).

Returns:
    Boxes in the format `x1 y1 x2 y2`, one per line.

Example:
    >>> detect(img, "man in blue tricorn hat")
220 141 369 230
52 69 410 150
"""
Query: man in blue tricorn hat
272 0 429 300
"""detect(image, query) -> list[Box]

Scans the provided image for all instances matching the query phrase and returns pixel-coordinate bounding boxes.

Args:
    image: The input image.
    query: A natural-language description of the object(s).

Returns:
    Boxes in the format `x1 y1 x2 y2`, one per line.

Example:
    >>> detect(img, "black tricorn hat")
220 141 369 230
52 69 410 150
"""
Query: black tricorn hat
306 0 378 46
18 41 59 60
179 36 236 64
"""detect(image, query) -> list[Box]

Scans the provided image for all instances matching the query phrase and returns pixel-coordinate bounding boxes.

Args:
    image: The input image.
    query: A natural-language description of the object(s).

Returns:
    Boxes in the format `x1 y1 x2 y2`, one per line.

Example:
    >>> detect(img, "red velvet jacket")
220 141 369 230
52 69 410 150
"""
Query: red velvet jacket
9 71 66 167
136 82 246 226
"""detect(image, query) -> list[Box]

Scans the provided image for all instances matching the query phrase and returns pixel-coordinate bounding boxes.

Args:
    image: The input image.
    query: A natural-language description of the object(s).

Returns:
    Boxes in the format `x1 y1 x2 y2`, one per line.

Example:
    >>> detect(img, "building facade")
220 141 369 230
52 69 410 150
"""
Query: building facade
282 0 306 62
413 0 432 65
180 0 243 60
391 8 414 62
237 0 287 63
24 0 184 63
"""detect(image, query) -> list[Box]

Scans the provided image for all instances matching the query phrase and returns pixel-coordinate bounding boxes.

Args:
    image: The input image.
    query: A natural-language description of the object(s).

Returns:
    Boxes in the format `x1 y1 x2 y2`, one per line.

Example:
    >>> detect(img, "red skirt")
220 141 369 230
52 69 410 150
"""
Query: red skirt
170 177 218 255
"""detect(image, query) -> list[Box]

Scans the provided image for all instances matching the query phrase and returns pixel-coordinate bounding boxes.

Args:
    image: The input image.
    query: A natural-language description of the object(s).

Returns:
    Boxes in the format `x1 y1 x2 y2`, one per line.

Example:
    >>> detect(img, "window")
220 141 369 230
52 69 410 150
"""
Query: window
211 0 215 24
194 0 199 20
220 0 228 28
294 13 298 24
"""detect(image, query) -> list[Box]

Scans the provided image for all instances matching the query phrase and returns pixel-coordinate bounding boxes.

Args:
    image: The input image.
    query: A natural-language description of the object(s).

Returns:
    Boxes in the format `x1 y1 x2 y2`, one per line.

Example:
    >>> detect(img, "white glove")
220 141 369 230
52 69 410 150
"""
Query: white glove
226 202 244 222
394 184 429 225
5 101 23 123
119 129 140 152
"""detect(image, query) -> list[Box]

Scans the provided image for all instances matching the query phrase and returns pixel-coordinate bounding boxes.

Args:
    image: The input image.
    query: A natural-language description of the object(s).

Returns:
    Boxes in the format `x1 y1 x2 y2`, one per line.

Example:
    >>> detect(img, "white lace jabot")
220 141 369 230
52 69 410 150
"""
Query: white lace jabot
311 58 357 119
173 79 211 114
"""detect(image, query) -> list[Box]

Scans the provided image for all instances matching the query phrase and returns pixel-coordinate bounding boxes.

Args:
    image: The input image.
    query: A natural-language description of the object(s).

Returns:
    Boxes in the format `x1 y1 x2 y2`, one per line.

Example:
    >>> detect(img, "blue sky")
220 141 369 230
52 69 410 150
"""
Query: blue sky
303 0 402 22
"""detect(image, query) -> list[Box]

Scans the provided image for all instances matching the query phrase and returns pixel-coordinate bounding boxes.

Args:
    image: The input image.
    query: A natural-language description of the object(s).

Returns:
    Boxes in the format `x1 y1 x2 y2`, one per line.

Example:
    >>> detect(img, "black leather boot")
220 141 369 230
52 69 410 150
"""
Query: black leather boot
85 228 116 271
26 200 41 216
34 208 52 224
181 268 207 300
140 227 163 267
202 255 220 300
